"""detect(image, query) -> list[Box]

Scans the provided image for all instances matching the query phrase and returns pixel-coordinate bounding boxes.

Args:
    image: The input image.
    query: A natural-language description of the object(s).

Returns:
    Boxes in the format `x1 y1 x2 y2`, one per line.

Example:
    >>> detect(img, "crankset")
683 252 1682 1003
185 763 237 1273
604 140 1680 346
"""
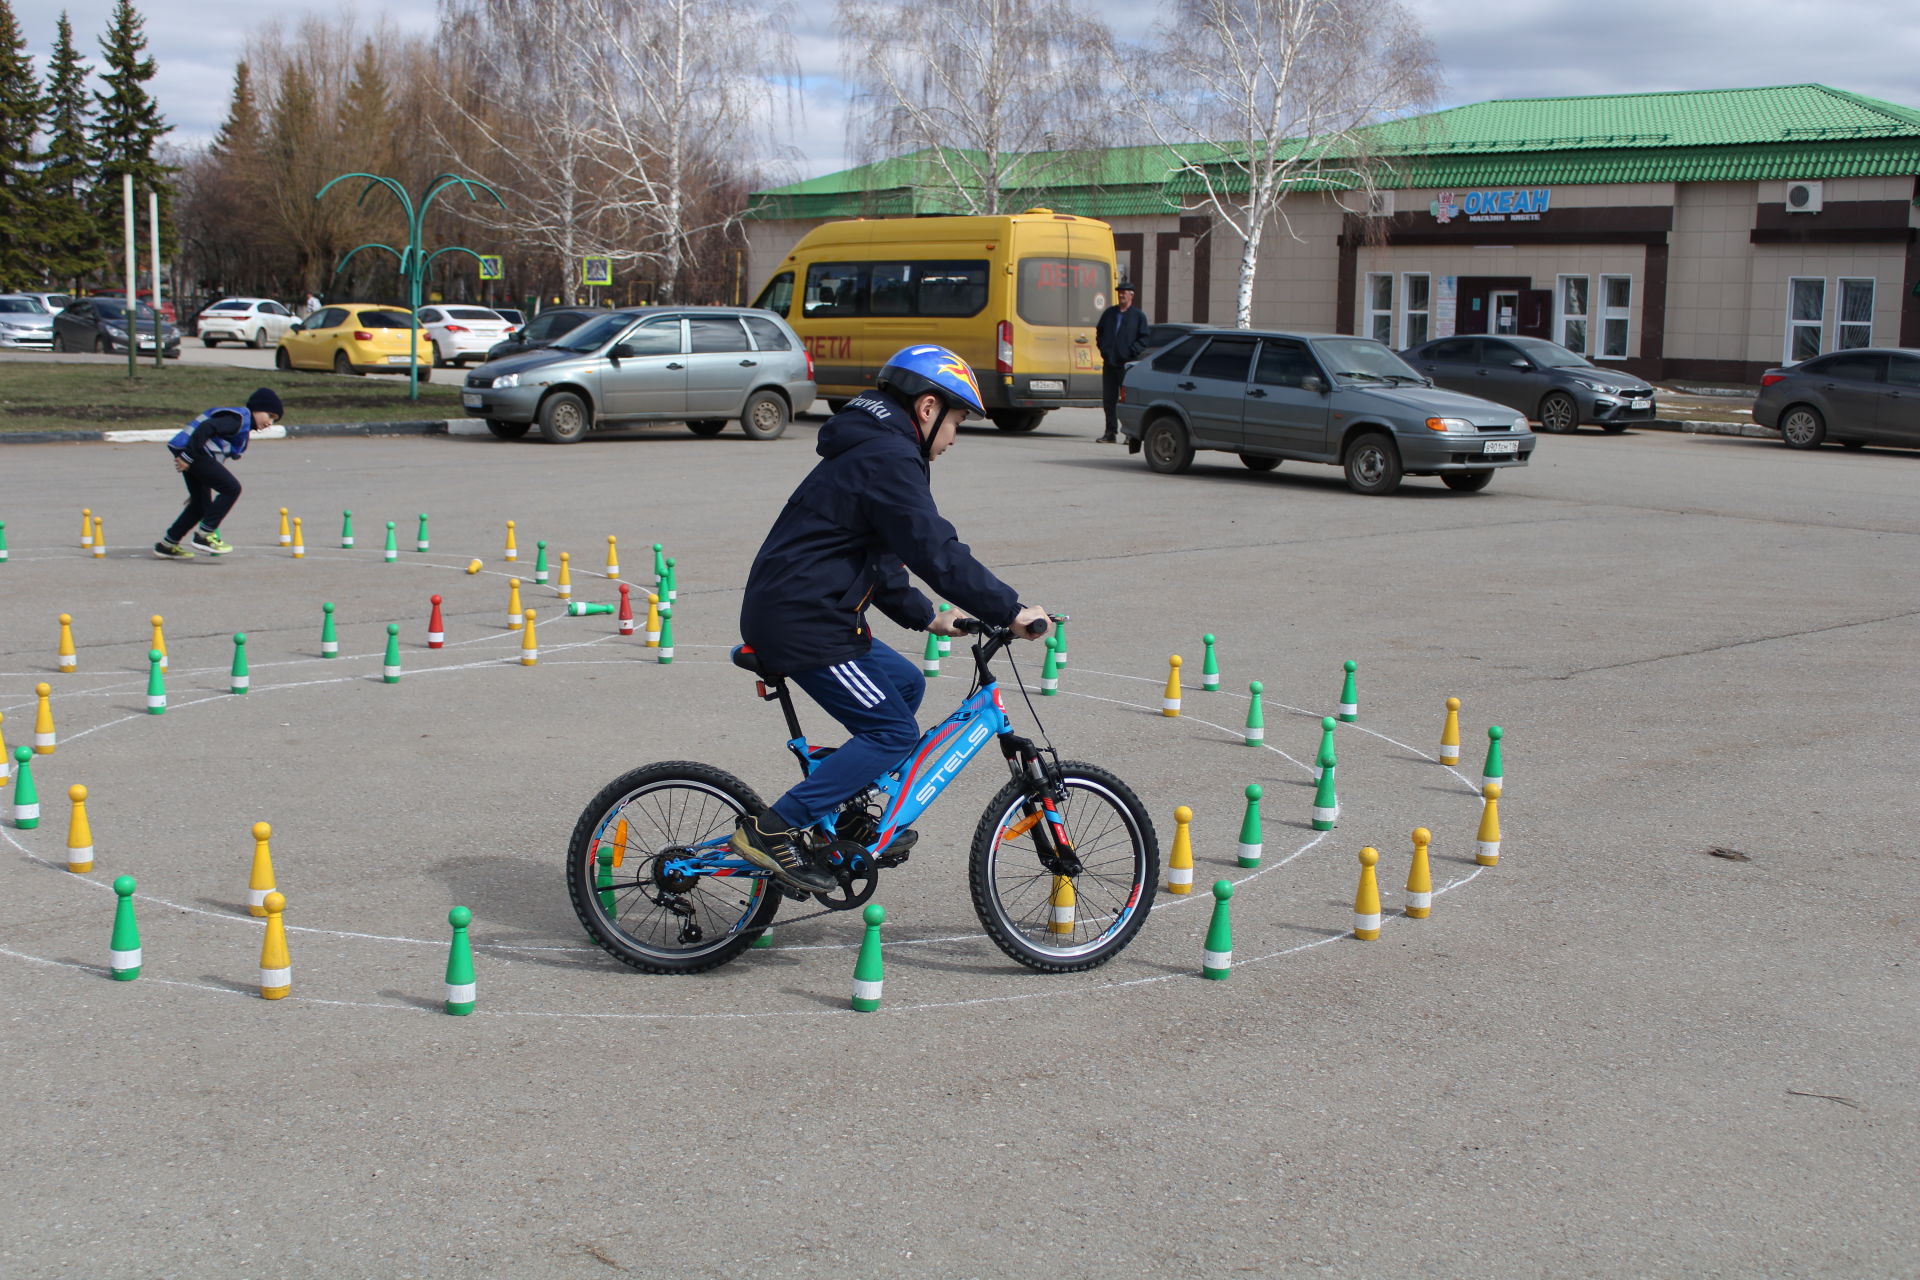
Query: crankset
810 838 880 911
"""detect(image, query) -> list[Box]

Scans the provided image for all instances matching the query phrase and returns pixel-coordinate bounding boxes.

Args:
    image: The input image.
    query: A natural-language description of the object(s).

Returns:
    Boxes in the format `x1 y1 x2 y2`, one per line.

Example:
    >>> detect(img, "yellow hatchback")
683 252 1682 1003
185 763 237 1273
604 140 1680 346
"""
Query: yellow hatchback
275 304 433 378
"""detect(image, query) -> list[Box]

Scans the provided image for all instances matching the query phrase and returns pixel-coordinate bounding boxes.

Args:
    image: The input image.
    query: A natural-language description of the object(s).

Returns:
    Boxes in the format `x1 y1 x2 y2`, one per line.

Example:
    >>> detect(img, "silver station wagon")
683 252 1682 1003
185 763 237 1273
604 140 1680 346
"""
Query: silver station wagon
462 306 815 443
1118 329 1535 494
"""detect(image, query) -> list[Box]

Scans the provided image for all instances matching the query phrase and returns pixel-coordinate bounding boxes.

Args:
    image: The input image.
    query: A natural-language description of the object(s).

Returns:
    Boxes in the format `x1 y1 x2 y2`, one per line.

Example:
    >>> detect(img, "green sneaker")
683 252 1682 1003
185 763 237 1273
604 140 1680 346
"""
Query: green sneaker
191 528 233 555
153 540 194 559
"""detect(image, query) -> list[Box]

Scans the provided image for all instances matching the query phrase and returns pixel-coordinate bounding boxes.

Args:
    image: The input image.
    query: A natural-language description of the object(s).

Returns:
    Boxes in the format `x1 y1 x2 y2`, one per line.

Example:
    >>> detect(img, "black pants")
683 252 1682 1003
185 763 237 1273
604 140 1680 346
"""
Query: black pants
1101 364 1126 436
165 453 242 543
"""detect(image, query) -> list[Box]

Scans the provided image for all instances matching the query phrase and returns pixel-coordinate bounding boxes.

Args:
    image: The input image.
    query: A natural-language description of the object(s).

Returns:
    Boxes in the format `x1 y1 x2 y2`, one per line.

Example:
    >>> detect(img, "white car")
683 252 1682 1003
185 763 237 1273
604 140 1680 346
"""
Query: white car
197 297 297 348
0 294 56 348
417 305 515 367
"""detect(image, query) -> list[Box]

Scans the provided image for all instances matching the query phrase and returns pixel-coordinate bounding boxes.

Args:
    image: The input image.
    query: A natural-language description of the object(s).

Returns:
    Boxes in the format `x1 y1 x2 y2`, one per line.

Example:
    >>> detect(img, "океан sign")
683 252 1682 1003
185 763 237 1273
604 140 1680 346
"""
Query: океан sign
1432 189 1553 224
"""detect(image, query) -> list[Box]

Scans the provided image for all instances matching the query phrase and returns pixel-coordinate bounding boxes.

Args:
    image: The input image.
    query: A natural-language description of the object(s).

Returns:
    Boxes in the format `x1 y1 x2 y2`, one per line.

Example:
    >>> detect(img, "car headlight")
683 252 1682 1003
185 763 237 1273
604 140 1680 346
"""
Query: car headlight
1424 417 1474 433
1512 416 1530 432
102 325 126 337
491 373 518 389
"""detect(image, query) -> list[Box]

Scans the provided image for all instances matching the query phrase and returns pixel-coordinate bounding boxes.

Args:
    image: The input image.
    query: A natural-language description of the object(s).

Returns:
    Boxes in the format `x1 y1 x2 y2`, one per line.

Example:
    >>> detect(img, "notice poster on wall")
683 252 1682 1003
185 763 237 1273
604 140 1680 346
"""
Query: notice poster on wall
1435 276 1458 338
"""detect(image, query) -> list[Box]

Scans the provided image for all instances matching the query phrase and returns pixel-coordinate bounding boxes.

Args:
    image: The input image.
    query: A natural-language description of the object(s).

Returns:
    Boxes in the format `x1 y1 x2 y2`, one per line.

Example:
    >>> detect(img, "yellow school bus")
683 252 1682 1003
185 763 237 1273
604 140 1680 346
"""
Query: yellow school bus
751 210 1118 432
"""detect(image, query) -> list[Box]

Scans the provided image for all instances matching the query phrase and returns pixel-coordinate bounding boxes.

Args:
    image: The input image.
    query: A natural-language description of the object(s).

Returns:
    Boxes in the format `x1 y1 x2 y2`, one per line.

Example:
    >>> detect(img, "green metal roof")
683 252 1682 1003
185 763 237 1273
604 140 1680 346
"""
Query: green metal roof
746 84 1920 220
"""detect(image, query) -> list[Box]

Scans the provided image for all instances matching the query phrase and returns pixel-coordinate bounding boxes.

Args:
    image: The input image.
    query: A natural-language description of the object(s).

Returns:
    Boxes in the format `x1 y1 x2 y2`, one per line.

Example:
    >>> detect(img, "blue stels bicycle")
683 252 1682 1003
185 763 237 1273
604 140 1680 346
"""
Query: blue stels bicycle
567 618 1159 974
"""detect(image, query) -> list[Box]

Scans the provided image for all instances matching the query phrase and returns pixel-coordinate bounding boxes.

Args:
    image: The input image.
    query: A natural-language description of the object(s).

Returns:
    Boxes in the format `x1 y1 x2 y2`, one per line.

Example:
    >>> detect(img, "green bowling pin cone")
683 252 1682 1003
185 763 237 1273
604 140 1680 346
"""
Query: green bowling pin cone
1337 659 1358 722
1237 784 1263 868
145 649 166 715
1245 680 1265 746
12 746 40 827
444 906 475 1014
383 623 402 684
230 632 250 695
851 903 886 1011
110 875 141 980
1202 880 1233 979
1202 634 1220 691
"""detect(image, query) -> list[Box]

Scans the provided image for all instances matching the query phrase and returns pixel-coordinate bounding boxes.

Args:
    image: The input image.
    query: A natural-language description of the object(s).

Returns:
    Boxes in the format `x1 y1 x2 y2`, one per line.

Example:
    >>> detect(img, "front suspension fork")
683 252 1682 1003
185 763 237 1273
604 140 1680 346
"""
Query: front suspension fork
1001 734 1081 876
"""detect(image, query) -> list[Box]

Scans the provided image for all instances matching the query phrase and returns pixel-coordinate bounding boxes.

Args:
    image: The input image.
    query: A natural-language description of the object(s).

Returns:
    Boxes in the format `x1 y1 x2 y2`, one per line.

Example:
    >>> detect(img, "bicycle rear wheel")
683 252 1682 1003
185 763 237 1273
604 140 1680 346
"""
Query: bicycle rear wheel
969 761 1159 972
566 760 779 974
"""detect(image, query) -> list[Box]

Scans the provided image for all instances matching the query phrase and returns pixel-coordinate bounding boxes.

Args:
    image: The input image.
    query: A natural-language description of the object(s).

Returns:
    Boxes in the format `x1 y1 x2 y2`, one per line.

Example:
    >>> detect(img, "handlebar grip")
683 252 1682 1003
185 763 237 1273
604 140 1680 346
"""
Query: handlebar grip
1026 616 1049 637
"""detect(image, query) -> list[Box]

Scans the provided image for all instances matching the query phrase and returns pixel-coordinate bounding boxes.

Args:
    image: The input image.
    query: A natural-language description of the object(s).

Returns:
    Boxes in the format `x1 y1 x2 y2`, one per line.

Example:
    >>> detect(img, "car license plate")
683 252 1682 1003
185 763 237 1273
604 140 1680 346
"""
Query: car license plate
1629 398 1651 409
462 394 483 408
1483 440 1518 455
1030 379 1064 393
387 355 412 364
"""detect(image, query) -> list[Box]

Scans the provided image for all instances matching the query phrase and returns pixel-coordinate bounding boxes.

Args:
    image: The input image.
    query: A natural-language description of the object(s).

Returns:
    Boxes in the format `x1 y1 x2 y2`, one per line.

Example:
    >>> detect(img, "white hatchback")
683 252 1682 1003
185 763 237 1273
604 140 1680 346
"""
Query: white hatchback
197 297 297 348
417 305 515 367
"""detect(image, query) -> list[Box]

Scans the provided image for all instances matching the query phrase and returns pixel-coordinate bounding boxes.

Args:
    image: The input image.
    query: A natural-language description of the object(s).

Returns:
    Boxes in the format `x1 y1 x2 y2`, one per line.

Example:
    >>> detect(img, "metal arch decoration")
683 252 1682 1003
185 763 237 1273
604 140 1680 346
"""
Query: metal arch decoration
315 171 507 400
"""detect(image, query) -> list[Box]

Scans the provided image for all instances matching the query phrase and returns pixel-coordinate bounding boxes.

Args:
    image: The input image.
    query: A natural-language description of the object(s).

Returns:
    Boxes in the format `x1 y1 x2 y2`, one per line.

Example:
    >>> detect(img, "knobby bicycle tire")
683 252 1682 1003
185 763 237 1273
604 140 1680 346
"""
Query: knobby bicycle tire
566 760 779 974
968 761 1159 973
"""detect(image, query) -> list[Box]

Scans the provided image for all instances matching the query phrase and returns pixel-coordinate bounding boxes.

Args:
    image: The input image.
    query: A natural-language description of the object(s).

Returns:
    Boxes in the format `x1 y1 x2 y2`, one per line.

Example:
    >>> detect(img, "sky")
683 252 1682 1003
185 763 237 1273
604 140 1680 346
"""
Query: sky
19 0 1920 181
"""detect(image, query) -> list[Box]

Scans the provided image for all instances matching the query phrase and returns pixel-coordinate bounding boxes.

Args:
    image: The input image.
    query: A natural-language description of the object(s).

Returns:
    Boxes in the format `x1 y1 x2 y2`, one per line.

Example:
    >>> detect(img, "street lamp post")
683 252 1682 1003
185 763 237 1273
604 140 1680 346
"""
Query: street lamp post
315 171 506 401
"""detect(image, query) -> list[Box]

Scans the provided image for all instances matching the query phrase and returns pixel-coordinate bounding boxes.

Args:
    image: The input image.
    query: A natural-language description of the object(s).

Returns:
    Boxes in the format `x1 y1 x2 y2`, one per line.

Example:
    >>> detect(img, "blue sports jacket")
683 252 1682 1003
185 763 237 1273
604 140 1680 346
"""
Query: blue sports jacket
739 391 1021 673
168 406 256 462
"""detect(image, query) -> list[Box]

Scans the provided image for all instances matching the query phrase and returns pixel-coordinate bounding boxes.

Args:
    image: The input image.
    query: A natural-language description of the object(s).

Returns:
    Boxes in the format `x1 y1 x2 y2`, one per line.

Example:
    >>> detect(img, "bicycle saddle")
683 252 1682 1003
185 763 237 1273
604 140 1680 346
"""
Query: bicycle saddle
730 644 780 677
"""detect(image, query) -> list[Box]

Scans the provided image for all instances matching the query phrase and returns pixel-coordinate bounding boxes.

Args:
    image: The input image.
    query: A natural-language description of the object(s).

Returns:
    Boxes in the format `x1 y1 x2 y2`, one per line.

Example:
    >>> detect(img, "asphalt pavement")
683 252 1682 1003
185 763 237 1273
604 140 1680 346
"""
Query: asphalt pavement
0 413 1913 1278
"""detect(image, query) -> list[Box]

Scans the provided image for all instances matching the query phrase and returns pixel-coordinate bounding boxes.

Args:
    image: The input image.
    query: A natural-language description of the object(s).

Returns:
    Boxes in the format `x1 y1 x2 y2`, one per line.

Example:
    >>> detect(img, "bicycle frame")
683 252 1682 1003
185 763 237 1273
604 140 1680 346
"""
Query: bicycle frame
658 641 1073 884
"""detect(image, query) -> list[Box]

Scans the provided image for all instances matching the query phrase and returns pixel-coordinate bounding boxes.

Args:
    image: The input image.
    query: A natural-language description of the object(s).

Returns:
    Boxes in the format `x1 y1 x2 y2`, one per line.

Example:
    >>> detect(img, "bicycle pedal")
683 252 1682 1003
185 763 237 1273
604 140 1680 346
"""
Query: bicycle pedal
876 829 918 868
776 885 813 903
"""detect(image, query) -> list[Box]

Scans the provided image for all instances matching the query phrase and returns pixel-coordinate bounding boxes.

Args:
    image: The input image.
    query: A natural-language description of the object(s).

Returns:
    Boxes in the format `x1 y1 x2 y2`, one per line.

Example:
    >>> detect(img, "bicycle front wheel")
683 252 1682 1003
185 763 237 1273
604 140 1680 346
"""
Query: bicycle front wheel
969 761 1159 973
566 760 779 974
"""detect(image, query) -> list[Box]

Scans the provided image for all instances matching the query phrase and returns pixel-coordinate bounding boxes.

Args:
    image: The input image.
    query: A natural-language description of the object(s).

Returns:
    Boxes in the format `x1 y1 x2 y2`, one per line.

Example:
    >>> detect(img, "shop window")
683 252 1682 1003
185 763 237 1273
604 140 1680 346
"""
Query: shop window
1556 275 1589 354
1837 278 1874 350
1786 277 1825 362
1401 274 1430 348
1366 273 1393 345
1598 276 1632 359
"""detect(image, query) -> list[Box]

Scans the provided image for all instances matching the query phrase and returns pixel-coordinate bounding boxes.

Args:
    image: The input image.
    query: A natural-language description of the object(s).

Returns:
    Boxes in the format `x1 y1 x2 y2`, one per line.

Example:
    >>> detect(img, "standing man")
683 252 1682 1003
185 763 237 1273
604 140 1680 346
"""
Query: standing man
1095 281 1150 443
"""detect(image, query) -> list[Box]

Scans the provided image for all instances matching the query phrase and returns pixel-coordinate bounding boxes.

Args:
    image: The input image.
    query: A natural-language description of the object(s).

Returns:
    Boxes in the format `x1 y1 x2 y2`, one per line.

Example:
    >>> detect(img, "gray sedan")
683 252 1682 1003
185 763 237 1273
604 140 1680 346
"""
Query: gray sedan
0 295 55 349
1118 329 1533 495
1752 348 1920 450
1401 335 1656 433
462 306 814 443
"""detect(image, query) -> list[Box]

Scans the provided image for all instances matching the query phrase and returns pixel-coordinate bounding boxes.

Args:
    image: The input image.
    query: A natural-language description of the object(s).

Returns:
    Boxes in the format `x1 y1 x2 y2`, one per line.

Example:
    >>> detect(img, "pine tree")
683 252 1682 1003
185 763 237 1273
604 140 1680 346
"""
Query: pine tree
37 13 97 284
0 0 42 284
210 61 264 166
87 0 172 263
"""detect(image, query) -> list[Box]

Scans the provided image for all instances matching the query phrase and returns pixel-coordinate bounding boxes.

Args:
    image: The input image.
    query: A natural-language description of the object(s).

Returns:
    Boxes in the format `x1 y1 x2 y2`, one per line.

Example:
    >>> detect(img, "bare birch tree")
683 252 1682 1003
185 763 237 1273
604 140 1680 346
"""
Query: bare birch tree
434 0 789 302
1126 0 1439 326
837 0 1115 215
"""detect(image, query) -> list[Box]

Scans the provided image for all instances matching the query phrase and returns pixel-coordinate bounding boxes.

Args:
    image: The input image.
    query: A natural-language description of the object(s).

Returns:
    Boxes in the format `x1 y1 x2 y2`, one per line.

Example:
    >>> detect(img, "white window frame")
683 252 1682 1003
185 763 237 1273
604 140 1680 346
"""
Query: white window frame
1785 276 1826 363
1597 275 1633 360
1365 273 1394 345
1555 274 1590 355
1836 277 1874 350
1401 273 1431 348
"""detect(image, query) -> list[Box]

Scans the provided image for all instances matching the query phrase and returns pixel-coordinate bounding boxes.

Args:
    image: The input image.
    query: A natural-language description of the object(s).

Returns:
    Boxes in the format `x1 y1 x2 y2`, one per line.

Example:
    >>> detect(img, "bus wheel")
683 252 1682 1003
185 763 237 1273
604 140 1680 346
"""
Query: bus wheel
989 410 1044 433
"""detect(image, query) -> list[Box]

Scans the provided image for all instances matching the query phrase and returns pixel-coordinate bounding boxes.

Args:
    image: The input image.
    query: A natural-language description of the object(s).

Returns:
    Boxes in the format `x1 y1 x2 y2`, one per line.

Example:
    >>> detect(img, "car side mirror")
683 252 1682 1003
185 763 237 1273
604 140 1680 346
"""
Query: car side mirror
1301 376 1326 394
610 342 638 361
1510 358 1533 370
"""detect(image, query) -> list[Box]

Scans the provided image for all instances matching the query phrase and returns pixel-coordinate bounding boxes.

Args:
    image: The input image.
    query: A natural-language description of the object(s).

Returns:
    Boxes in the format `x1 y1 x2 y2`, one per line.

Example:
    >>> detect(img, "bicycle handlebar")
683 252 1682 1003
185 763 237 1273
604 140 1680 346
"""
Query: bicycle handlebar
952 613 1060 640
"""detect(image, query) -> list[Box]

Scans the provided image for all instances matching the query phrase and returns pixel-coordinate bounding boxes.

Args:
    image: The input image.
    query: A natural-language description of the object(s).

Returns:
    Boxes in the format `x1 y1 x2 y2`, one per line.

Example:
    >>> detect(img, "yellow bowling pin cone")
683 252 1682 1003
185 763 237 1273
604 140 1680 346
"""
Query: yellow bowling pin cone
247 821 277 916
259 892 291 998
1167 804 1194 894
33 683 56 754
66 784 94 873
521 610 538 665
57 614 77 672
1162 655 1183 717
1439 697 1461 765
150 615 167 670
1353 847 1382 940
1476 783 1501 866
1405 828 1432 918
507 578 524 630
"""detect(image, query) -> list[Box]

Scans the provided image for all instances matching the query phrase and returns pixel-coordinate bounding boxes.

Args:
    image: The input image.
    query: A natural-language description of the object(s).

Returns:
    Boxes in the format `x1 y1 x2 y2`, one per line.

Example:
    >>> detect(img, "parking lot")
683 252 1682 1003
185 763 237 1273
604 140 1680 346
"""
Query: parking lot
1 414 1914 1277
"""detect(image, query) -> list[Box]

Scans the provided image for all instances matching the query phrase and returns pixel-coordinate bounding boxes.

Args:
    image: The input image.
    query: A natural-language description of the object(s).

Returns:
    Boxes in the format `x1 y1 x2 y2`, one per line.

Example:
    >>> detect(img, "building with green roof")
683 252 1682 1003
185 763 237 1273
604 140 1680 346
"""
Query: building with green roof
745 84 1920 386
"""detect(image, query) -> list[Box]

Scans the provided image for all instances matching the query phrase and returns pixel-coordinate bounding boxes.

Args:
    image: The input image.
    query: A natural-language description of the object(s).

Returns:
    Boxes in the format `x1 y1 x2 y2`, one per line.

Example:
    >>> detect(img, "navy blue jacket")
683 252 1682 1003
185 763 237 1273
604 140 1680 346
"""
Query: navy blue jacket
739 391 1021 672
167 406 255 463
1096 304 1150 367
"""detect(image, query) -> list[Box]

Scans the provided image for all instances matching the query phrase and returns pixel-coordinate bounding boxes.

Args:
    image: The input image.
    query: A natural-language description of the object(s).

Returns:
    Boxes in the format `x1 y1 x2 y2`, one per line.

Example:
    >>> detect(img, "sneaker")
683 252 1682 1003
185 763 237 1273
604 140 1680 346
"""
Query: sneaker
1097 434 1117 443
731 812 837 895
153 540 194 559
191 528 233 555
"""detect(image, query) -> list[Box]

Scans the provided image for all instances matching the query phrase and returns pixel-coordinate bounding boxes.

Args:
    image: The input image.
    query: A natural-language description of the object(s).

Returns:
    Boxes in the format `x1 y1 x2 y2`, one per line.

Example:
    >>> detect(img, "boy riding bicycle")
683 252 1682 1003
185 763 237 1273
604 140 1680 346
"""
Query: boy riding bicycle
733 344 1048 893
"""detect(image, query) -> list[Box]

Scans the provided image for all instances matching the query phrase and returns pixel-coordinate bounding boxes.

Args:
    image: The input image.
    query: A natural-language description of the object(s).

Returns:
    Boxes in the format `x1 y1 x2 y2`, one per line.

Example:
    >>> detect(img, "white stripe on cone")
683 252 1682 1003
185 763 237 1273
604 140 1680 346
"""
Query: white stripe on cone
1167 867 1192 887
343 536 355 547
852 979 883 1000
259 966 291 987
446 982 476 1003
248 888 271 908
427 631 444 645
1204 949 1231 971
35 733 54 749
1162 697 1180 711
1480 774 1500 791
68 845 93 864
1312 806 1337 823
1040 677 1057 692
1353 912 1381 932
59 658 75 672
1204 676 1219 690
659 646 674 660
14 803 39 820
1238 842 1261 863
146 696 165 710
383 665 401 680
1338 702 1357 717
1405 891 1432 910
111 947 141 970
417 540 429 551
231 676 249 691
646 628 660 644
92 545 104 558
1478 840 1500 861
1245 727 1263 743
321 641 337 655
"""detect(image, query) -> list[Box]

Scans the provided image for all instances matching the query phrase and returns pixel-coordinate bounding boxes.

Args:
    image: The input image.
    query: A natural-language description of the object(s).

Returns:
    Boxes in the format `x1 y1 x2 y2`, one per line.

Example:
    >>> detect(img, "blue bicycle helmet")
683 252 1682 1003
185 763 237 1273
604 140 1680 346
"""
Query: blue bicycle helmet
876 344 988 421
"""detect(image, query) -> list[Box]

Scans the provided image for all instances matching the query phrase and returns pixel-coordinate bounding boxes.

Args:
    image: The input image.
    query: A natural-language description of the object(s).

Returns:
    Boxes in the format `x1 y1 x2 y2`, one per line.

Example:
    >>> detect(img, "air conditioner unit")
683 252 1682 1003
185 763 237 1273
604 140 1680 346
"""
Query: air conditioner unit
1784 181 1824 214
1366 191 1396 218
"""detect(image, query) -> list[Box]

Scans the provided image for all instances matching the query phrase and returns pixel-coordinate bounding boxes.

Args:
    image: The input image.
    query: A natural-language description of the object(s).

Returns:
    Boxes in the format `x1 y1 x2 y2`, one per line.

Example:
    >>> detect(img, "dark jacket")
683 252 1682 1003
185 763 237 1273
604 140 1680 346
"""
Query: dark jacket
167 407 255 463
1096 303 1150 367
739 391 1021 672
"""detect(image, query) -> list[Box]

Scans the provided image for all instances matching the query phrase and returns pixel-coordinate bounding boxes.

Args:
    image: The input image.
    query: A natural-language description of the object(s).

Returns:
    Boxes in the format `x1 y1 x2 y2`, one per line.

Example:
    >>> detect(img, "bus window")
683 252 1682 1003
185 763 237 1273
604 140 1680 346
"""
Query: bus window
754 271 794 316
1017 257 1112 327
916 262 988 317
805 263 864 318
869 263 912 316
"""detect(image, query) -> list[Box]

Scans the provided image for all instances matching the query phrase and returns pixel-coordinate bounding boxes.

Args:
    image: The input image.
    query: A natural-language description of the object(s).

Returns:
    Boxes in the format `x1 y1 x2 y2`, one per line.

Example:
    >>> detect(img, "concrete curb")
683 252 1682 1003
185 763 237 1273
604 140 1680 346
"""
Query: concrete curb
1647 418 1781 440
5 419 494 445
